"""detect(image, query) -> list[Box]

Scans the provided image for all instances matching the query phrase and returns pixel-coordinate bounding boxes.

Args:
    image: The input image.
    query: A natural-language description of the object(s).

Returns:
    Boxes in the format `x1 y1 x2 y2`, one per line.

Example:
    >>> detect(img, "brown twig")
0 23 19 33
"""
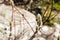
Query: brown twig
29 31 37 40
14 6 34 33
44 6 49 16
43 0 54 24
50 14 57 20
48 0 54 19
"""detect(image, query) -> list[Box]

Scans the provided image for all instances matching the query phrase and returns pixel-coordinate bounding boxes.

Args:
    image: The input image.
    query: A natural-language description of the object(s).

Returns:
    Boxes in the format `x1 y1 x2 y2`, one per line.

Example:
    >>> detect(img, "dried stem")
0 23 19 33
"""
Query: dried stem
50 14 57 20
43 0 54 24
42 5 49 17
48 0 54 19
29 31 37 40
14 6 34 33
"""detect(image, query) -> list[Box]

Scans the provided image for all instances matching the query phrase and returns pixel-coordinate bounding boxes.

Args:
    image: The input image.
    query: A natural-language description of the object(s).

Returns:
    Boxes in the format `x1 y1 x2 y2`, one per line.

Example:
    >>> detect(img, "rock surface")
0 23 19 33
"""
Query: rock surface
0 4 37 40
0 4 60 40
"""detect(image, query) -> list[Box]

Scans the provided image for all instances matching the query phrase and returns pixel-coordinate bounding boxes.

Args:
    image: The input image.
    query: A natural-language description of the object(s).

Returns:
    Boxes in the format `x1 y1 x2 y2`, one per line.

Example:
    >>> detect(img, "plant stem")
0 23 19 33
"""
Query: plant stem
29 31 37 40
48 0 54 19
43 0 54 25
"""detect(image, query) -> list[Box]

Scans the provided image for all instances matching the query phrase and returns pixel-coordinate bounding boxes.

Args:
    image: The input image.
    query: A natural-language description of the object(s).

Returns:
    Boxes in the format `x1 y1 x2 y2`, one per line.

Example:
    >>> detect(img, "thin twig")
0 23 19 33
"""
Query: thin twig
42 5 49 17
50 14 57 20
29 31 37 40
14 6 34 33
48 0 54 19
43 0 54 24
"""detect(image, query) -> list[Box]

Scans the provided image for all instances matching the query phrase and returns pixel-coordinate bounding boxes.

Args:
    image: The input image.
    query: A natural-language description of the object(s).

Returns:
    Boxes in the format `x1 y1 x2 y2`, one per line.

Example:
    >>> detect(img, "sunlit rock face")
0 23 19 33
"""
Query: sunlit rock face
40 25 55 36
39 24 60 40
0 4 60 40
33 37 46 40
0 4 37 40
54 23 60 37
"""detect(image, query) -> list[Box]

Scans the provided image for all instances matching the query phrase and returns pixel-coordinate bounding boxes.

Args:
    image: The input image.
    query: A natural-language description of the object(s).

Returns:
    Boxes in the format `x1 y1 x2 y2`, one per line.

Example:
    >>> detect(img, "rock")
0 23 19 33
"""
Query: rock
0 4 37 40
40 25 55 36
53 23 60 39
46 35 54 40
33 37 46 40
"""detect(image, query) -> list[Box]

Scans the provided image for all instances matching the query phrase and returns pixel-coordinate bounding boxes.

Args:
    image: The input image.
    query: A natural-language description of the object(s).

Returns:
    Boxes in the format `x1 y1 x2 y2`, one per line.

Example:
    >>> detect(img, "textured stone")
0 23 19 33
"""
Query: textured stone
0 4 37 40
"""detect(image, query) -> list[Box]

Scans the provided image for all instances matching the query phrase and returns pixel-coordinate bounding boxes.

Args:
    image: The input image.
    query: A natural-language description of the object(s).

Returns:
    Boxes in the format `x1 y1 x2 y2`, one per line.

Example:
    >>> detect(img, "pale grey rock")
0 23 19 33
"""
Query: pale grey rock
0 4 37 40
33 37 46 40
0 4 60 40
40 25 55 36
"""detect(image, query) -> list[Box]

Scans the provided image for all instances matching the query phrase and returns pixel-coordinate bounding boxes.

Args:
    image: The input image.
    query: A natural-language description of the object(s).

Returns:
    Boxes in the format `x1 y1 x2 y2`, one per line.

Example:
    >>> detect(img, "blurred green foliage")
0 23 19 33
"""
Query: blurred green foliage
54 3 60 10
57 36 60 40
